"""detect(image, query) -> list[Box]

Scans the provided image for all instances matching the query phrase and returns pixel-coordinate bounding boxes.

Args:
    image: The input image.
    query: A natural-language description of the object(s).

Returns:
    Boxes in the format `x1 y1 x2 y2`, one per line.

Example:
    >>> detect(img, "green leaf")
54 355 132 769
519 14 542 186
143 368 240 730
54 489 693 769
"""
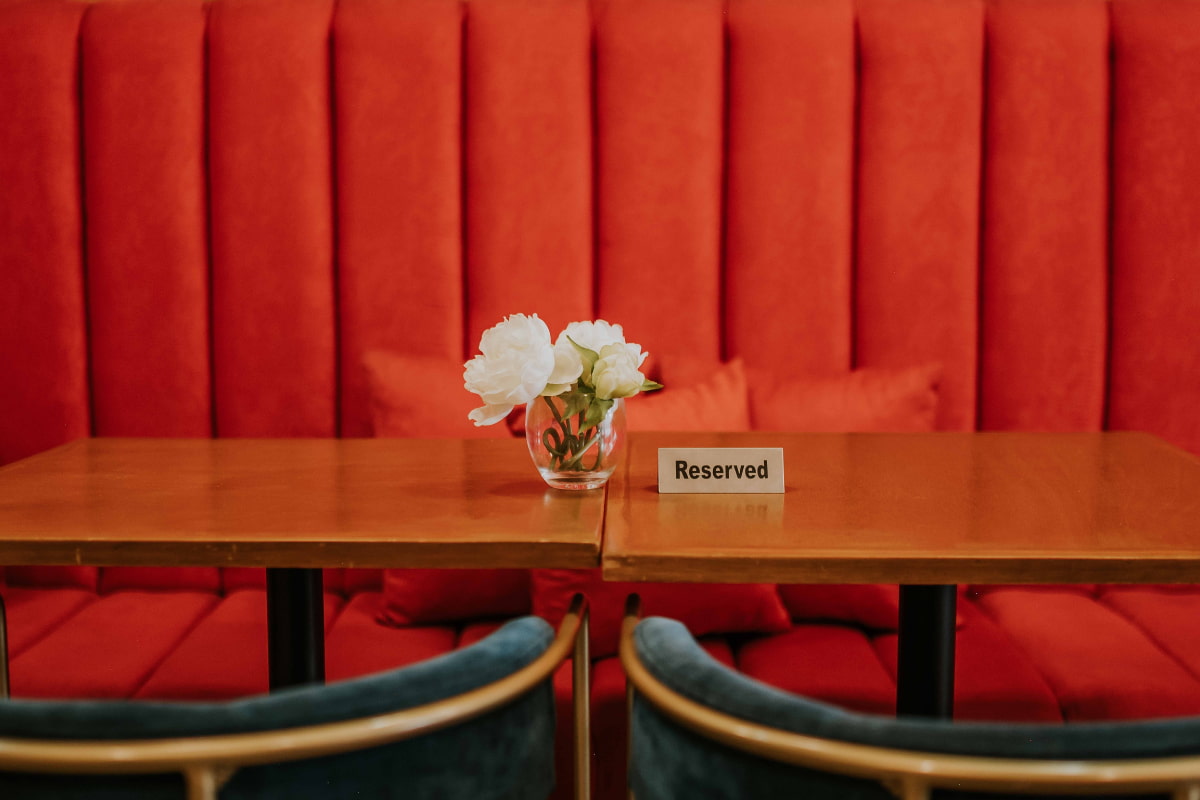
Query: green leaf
640 379 664 392
562 389 590 419
583 397 613 429
567 336 600 381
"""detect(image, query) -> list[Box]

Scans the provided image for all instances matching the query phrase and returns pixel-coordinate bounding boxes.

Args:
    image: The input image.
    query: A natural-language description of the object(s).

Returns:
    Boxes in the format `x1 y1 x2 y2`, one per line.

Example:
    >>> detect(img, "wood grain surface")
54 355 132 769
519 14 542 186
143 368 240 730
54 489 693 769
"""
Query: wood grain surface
603 432 1200 584
0 439 603 568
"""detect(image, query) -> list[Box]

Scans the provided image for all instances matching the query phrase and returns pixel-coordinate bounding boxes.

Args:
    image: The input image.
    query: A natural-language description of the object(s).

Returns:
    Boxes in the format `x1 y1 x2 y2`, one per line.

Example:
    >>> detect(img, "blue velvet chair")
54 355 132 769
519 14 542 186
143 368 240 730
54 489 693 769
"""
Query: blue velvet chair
0 597 589 800
620 607 1200 800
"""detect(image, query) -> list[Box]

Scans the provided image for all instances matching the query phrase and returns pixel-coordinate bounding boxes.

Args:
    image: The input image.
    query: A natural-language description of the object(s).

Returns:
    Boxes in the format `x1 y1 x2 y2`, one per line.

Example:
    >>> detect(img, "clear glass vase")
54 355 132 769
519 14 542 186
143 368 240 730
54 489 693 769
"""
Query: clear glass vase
525 395 626 490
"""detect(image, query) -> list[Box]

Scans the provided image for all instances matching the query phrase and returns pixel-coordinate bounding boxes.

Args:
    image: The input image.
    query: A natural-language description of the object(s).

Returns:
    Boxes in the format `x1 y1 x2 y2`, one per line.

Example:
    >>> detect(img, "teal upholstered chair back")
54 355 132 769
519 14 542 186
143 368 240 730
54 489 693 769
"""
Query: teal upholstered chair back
0 616 561 799
623 616 1200 800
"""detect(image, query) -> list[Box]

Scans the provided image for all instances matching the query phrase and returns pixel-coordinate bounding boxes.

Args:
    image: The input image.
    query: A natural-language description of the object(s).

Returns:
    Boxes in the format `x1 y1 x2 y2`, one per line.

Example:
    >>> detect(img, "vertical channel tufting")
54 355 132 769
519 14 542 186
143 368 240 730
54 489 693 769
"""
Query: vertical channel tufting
979 0 1108 432
1109 0 1200 457
594 0 725 366
464 0 593 348
854 0 984 431
334 0 465 437
208 0 337 437
81 0 212 438
724 0 855 375
0 1 89 465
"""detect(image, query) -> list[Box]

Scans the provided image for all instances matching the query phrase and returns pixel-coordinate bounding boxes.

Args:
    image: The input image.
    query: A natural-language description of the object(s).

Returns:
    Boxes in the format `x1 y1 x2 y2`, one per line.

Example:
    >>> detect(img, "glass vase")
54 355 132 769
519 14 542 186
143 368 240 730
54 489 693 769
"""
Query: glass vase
525 395 626 490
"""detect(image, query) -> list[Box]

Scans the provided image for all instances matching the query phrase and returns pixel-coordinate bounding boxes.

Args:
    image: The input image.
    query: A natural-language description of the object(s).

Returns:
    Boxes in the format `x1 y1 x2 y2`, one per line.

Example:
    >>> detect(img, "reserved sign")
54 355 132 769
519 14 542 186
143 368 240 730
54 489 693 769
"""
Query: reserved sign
657 447 785 494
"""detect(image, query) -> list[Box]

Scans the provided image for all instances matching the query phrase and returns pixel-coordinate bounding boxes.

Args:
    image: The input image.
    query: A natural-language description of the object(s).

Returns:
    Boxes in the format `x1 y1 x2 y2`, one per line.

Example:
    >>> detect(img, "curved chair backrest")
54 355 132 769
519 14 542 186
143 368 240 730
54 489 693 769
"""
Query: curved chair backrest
620 606 1200 800
0 596 589 800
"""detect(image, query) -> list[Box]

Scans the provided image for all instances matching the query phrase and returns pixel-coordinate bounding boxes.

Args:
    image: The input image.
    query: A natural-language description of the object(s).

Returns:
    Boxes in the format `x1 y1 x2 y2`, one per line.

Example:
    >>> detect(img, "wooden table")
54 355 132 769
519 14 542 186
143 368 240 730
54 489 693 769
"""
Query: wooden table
603 431 1200 717
0 438 604 690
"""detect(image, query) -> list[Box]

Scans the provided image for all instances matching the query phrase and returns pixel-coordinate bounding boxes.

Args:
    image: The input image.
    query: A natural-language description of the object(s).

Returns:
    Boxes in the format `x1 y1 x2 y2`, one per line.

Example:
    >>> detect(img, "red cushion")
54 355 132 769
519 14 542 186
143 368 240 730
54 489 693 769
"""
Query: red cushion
363 350 513 439
5 566 99 591
975 587 1200 720
737 625 897 715
626 357 751 432
10 590 219 699
326 592 458 682
458 620 506 648
979 0 1108 434
747 362 941 432
1108 0 1200 458
100 567 220 593
593 0 725 369
0 586 96 659
0 0 92 466
221 566 267 592
872 597 1062 722
969 583 1099 598
779 584 968 631
531 568 790 658
855 0 983 432
723 0 856 379
207 0 337 438
81 0 212 440
219 567 381 595
341 567 383 594
379 568 531 626
1098 586 1200 683
136 589 344 701
777 584 902 630
460 0 594 353
333 0 469 438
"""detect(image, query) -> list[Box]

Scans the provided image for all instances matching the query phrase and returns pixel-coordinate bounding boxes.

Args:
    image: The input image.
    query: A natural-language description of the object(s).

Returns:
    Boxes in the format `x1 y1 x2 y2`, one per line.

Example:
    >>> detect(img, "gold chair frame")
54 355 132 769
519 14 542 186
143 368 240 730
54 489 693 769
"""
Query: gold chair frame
0 596 8 699
0 594 591 800
619 596 1200 800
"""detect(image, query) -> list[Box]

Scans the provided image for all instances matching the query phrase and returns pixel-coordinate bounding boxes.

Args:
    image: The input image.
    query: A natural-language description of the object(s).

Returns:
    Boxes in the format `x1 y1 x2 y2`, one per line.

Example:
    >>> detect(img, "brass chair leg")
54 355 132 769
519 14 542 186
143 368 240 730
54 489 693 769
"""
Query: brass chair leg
1174 783 1200 800
625 674 634 800
623 594 641 800
884 777 930 800
0 593 9 699
183 766 219 800
573 601 591 800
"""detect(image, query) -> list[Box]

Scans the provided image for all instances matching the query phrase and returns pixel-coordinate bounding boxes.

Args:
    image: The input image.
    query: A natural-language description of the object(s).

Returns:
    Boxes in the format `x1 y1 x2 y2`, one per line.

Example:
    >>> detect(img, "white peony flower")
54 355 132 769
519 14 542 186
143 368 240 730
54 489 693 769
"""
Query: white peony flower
464 313 569 426
591 343 649 400
553 319 648 383
464 314 660 427
542 343 584 397
559 319 627 353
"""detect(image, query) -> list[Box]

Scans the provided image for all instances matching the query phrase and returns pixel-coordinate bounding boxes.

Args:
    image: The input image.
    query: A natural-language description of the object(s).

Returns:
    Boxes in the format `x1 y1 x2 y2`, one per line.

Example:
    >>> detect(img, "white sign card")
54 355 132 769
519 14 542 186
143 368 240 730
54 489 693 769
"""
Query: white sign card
657 447 785 494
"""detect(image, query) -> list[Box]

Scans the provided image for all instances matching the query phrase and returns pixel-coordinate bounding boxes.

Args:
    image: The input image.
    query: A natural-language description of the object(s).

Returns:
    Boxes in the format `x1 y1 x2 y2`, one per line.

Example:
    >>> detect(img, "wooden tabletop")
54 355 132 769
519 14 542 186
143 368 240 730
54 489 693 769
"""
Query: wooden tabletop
602 431 1200 584
0 438 604 569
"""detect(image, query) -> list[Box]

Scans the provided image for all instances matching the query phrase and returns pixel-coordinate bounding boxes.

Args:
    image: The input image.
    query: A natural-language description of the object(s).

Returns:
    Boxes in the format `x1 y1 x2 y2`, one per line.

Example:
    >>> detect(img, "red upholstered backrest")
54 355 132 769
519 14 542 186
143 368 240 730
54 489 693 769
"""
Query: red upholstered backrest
1 0 1199 584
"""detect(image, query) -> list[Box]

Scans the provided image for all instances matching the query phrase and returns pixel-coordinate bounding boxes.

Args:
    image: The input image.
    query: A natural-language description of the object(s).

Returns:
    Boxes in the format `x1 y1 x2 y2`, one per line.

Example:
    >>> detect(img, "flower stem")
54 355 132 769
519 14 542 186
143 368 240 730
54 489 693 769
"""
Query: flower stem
540 396 605 472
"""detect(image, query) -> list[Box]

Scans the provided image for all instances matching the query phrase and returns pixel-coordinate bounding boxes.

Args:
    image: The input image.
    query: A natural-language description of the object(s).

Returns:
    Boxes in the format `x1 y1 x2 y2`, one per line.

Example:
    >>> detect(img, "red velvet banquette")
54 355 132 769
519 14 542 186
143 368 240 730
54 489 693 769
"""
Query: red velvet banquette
2 0 1199 797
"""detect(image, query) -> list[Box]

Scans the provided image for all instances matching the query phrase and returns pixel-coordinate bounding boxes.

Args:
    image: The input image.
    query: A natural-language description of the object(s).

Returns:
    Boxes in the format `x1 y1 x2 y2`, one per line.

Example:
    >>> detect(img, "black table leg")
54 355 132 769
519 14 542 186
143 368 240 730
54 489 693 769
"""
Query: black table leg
896 584 956 718
266 567 325 691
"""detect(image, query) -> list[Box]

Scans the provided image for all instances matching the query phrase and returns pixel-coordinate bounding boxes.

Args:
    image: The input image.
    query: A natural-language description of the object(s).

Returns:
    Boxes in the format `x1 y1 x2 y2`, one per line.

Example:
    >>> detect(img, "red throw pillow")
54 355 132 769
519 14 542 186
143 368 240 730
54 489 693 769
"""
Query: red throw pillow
100 567 221 593
378 569 532 626
363 350 512 439
531 568 791 657
747 363 942 433
4 566 99 590
626 358 751 432
777 584 903 630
